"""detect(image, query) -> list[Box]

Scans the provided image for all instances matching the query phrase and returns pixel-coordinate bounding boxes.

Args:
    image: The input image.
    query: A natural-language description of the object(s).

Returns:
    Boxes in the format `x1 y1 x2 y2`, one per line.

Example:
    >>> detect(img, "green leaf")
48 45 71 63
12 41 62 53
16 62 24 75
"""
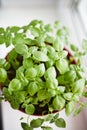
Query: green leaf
3 89 24 109
56 59 68 74
0 68 7 83
11 99 20 109
63 92 73 100
35 34 45 46
10 26 20 33
22 25 29 32
23 58 33 69
45 114 53 121
30 26 40 37
28 82 39 96
70 44 78 52
0 59 10 70
30 118 44 128
8 78 23 92
74 106 83 116
33 51 49 62
54 21 62 29
57 50 68 59
22 98 33 109
46 89 56 98
12 35 25 45
25 104 35 114
21 122 33 130
45 36 54 44
46 78 58 89
0 35 5 44
45 24 53 32
37 88 56 101
56 28 68 37
48 52 59 61
55 118 66 128
46 60 54 68
4 27 12 47
0 27 4 34
37 90 48 101
28 46 38 55
25 67 37 80
13 91 26 103
65 100 75 116
16 67 29 87
35 78 45 89
44 67 56 80
53 37 64 51
53 96 65 110
46 45 55 53
72 78 85 95
64 70 76 82
8 91 26 109
57 75 65 85
29 19 40 26
0 59 6 67
57 86 65 93
14 43 28 56
83 91 87 97
54 113 59 119
36 63 45 77
41 126 53 130
72 94 80 102
7 49 18 61
41 47 47 54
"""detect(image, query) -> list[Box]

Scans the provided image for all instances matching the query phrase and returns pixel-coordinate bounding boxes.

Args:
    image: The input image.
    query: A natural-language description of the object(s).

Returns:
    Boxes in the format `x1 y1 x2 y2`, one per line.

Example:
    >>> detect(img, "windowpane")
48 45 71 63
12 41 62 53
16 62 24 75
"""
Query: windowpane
77 0 87 33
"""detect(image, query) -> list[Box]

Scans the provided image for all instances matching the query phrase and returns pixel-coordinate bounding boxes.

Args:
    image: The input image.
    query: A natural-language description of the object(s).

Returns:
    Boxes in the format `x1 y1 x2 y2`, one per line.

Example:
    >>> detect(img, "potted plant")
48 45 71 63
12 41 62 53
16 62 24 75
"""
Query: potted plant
0 19 87 130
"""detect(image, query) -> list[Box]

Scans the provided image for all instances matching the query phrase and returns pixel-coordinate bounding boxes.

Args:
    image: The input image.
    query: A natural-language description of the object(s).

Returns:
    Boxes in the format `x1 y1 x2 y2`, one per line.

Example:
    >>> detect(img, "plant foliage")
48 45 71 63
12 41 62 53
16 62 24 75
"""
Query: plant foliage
0 20 87 129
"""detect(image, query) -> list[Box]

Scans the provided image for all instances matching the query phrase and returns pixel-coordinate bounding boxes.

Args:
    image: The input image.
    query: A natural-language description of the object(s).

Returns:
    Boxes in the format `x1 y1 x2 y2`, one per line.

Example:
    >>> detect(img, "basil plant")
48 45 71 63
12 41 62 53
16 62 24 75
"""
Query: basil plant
0 20 87 130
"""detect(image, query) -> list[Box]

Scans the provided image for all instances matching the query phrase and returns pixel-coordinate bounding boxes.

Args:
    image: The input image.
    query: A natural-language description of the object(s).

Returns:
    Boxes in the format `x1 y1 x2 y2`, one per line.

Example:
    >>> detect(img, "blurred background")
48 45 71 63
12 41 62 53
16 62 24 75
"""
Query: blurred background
0 0 87 130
